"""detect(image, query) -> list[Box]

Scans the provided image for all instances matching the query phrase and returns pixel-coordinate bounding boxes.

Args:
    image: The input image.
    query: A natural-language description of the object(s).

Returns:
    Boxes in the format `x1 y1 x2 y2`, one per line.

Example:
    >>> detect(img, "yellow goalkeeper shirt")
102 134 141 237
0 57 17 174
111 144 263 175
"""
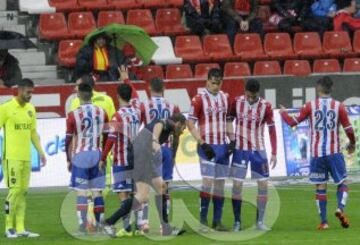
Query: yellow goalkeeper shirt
0 98 37 161
70 91 115 118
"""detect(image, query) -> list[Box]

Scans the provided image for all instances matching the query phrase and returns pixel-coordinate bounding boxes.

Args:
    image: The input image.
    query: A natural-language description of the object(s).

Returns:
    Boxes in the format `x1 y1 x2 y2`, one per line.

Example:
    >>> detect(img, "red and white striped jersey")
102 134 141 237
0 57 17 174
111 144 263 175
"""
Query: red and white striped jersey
66 104 108 155
228 96 277 154
188 89 229 145
108 106 141 166
281 97 355 158
140 96 180 125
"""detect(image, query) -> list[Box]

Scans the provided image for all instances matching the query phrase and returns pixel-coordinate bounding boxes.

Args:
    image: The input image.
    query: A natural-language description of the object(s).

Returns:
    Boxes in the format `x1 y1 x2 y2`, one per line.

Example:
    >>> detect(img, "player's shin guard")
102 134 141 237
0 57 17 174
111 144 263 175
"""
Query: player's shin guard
200 186 211 223
155 194 169 228
212 194 225 224
232 188 242 223
336 184 349 212
15 190 27 233
93 196 105 226
316 189 328 224
106 197 141 226
77 196 88 227
257 189 268 223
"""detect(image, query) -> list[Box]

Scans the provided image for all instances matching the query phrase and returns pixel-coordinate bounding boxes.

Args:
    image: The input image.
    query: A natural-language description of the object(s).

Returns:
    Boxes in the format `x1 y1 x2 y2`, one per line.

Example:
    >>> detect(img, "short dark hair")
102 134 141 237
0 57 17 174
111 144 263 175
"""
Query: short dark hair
78 83 93 101
80 74 95 88
150 77 164 93
245 79 260 93
317 76 333 94
117 83 132 102
170 112 186 124
17 78 34 88
208 68 223 80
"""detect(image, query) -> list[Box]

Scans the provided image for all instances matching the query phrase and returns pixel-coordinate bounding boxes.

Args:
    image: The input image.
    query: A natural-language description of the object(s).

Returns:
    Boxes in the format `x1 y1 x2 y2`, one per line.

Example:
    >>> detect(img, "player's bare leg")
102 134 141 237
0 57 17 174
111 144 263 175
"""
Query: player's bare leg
257 180 270 231
316 183 329 230
212 179 228 231
335 180 350 228
199 177 213 232
232 180 243 231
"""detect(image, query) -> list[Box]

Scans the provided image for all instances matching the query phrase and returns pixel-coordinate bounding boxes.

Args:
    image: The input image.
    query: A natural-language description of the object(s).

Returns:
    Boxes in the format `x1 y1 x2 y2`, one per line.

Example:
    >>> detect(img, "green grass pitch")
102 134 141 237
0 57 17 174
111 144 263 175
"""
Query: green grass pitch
1 183 360 245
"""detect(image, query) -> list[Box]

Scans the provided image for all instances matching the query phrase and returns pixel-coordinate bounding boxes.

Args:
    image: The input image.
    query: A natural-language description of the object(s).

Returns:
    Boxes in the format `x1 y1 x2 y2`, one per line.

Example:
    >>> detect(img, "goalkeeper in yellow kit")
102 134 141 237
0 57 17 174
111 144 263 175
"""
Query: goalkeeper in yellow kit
0 79 47 239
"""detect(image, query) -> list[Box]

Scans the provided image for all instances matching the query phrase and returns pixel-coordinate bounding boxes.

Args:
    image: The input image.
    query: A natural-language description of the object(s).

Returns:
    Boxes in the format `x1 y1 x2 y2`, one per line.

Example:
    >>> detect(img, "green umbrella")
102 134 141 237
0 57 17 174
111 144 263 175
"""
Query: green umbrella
83 24 158 65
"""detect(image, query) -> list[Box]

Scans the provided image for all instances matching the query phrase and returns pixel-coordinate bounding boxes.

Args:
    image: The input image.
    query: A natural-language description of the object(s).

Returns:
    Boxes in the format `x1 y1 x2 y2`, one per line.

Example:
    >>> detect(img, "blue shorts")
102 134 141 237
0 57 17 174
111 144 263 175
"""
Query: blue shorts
162 146 174 182
198 144 229 179
70 150 105 191
112 165 133 193
309 153 347 184
230 150 269 180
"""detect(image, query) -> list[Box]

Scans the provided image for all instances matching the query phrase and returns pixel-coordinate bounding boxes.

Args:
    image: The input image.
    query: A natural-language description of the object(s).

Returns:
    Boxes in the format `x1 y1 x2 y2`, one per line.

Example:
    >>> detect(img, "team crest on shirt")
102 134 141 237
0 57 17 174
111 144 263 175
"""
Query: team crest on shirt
27 110 33 118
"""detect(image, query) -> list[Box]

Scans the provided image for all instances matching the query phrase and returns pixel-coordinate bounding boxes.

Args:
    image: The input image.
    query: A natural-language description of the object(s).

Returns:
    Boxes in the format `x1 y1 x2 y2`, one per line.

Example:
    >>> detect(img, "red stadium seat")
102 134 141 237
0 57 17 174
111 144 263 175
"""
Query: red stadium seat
264 33 296 59
58 40 82 67
253 61 282 76
97 11 125 27
166 64 193 79
313 59 341 73
175 35 207 62
294 32 323 59
283 60 311 76
108 0 142 10
78 0 111 10
166 0 184 7
343 58 360 72
234 33 267 61
353 30 360 54
142 0 166 8
126 9 158 35
140 65 164 81
155 8 187 35
323 31 355 58
257 5 277 32
48 0 83 12
68 12 96 38
224 62 251 77
194 63 221 78
203 34 233 61
39 13 69 40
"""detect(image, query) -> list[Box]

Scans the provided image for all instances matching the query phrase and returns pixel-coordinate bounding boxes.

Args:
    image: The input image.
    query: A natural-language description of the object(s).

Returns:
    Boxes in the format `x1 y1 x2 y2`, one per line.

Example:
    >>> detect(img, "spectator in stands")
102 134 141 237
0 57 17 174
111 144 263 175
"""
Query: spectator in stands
270 0 311 34
222 0 264 45
333 0 360 31
0 49 22 88
308 0 337 36
122 43 143 80
74 33 125 82
184 0 223 36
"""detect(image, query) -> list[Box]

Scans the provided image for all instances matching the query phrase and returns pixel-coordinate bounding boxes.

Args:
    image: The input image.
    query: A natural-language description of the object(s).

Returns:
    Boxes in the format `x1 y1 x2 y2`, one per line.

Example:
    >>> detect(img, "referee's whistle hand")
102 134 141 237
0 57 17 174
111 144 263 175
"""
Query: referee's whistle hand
40 155 47 167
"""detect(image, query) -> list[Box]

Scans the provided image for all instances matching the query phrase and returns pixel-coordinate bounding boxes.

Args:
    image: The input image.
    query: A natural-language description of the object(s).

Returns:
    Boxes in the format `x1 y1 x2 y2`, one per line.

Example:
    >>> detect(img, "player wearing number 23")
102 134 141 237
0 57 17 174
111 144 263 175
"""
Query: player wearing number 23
280 76 356 230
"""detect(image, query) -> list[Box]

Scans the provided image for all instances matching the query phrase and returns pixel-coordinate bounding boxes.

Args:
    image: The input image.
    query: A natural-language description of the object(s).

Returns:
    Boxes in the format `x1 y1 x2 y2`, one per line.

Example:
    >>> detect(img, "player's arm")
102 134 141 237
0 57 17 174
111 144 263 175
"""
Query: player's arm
226 98 236 156
280 102 311 127
100 115 118 169
65 112 75 171
152 121 164 153
30 110 46 167
339 104 356 154
265 103 277 169
119 65 139 99
171 133 180 163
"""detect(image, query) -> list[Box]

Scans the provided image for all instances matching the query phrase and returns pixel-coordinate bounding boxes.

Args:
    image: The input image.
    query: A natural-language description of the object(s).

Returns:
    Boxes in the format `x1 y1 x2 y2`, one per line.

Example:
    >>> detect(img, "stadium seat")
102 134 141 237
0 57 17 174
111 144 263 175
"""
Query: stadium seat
166 0 184 7
142 0 166 8
108 0 142 10
68 12 96 38
140 65 164 81
175 35 207 62
48 0 83 12
166 64 193 79
126 9 158 35
234 33 267 61
283 60 311 76
57 40 82 67
264 33 296 59
313 59 341 73
323 31 355 58
294 32 323 59
224 62 251 77
253 61 282 76
155 8 187 35
78 0 111 10
97 11 125 27
353 30 360 54
343 58 360 72
257 5 277 32
194 63 221 78
203 34 233 61
39 13 69 40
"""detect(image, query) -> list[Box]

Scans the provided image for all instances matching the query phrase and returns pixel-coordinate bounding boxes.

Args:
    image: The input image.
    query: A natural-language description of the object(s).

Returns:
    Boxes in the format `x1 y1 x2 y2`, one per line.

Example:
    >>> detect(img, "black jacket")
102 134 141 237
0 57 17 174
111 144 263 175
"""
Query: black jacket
74 44 125 82
184 0 222 21
222 0 259 21
0 53 22 87
271 0 310 19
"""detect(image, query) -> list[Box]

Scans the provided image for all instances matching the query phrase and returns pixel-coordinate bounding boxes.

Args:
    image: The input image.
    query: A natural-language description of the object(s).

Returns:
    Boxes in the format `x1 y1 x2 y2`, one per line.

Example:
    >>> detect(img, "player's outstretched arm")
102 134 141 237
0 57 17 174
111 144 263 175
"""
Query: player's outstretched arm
152 122 164 152
279 103 311 127
266 104 277 169
31 130 46 167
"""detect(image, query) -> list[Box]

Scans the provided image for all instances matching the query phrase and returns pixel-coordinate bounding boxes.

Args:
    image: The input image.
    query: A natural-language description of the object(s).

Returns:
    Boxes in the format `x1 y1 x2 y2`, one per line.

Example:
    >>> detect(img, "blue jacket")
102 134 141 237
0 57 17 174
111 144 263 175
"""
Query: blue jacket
311 0 336 17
